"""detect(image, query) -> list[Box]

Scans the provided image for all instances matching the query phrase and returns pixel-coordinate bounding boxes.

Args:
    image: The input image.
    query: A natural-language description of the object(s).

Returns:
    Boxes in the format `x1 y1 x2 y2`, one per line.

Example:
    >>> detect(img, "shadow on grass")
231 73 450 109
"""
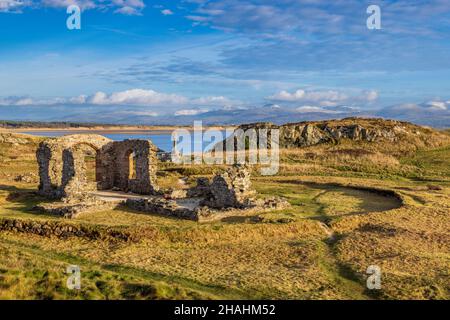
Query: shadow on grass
0 184 55 218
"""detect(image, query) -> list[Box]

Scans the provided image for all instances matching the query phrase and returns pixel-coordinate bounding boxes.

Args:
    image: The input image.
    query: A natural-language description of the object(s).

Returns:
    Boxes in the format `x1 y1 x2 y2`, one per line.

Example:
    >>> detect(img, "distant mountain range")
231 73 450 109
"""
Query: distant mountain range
377 102 450 128
0 102 449 128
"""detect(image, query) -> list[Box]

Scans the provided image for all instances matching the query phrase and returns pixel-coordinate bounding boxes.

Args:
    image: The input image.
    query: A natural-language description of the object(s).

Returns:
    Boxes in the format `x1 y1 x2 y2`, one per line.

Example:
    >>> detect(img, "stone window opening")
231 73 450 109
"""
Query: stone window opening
128 151 137 180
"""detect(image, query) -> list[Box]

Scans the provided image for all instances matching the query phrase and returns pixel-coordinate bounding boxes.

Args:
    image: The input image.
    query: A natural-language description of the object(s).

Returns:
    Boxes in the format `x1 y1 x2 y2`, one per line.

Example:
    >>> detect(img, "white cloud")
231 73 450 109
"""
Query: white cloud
121 110 158 117
268 89 348 103
0 0 27 12
319 100 338 107
87 89 188 106
0 96 70 106
88 91 108 104
1 0 145 14
0 96 33 105
111 1 145 15
365 90 379 101
185 15 209 22
114 5 141 15
175 109 209 116
0 89 241 109
295 106 337 114
390 102 448 113
113 0 144 8
191 96 237 106
390 103 420 111
267 88 379 107
427 101 447 110
161 9 173 15
69 95 87 104
41 0 96 9
269 89 304 102
14 98 34 106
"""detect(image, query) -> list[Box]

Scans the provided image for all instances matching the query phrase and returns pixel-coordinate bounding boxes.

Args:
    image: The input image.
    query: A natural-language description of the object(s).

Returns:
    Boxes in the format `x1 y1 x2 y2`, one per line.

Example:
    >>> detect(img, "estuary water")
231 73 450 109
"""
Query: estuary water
20 130 229 153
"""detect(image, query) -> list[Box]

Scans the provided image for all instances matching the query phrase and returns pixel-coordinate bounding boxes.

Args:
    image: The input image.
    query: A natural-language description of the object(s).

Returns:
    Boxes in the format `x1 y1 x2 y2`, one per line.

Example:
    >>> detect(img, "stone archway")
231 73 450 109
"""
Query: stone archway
37 134 159 199
112 140 159 194
37 134 113 199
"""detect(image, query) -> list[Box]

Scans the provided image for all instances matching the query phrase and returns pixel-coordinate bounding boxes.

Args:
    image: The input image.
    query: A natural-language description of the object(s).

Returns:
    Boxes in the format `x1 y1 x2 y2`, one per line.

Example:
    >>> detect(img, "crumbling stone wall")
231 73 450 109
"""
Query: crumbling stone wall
200 165 256 209
37 135 159 199
187 177 211 198
126 198 197 220
110 140 159 195
37 134 112 199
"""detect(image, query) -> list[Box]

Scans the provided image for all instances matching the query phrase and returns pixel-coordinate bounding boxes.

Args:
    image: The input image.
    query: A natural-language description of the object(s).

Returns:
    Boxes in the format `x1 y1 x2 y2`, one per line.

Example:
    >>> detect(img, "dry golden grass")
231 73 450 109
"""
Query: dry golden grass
325 180 450 299
0 234 219 300
0 129 449 300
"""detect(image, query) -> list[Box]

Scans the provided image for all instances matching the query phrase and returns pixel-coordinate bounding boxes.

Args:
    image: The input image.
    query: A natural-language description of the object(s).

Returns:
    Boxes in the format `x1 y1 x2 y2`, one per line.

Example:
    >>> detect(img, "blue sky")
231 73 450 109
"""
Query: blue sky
1 0 450 121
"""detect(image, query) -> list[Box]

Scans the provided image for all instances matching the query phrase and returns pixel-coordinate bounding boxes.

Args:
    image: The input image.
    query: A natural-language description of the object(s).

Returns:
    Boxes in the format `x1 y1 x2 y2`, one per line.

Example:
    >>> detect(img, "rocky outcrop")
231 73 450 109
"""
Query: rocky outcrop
226 118 441 149
0 132 42 145
281 124 331 147
278 122 401 148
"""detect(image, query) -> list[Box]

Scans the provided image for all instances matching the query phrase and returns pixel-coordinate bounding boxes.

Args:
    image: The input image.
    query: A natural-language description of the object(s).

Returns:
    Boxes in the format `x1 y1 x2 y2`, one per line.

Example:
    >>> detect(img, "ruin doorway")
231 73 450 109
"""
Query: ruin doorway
72 143 101 190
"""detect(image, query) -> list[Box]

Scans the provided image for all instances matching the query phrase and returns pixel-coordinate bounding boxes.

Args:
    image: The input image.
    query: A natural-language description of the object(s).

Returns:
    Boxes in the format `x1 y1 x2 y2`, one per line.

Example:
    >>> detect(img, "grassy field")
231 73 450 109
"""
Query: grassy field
0 130 449 300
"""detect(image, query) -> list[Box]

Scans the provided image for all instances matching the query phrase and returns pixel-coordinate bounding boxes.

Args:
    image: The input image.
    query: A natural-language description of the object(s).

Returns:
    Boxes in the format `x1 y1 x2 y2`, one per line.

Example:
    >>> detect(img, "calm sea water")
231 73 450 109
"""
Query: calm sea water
21 130 229 153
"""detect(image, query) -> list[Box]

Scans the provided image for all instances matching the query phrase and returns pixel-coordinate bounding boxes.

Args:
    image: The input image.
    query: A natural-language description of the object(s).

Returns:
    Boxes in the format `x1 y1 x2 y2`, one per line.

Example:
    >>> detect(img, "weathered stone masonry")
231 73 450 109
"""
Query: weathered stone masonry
36 136 289 222
111 139 158 195
37 134 159 199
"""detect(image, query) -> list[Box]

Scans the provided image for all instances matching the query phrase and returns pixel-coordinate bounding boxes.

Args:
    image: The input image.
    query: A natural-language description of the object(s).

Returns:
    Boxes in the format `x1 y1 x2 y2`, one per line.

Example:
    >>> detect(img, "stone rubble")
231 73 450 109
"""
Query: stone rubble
33 194 119 219
14 173 38 183
200 165 256 209
34 135 290 222
126 198 198 220
186 177 211 198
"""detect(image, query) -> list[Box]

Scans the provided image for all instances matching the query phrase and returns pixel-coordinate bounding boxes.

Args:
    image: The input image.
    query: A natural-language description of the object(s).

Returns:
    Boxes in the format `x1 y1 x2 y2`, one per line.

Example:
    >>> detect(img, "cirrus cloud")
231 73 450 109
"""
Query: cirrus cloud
0 0 28 12
161 8 173 16
186 0 450 36
1 0 145 14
